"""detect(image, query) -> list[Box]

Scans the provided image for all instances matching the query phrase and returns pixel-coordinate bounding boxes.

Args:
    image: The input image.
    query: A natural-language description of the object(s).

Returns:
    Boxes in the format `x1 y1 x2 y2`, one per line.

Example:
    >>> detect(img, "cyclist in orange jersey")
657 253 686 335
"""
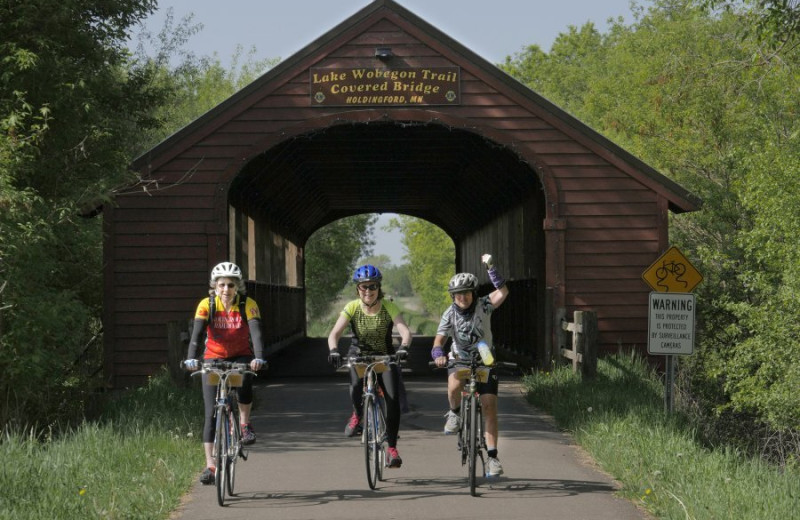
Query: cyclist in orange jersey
185 262 266 485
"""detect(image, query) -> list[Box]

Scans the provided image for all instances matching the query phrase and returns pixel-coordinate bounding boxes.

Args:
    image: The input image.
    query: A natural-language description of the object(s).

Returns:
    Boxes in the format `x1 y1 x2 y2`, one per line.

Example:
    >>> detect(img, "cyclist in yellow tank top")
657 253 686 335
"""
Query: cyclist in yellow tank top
327 264 412 468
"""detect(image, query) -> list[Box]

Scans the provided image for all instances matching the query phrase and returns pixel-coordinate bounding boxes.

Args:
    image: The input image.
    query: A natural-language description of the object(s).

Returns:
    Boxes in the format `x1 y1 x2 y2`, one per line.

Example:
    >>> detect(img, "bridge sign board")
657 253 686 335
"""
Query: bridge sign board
647 292 695 356
642 246 703 293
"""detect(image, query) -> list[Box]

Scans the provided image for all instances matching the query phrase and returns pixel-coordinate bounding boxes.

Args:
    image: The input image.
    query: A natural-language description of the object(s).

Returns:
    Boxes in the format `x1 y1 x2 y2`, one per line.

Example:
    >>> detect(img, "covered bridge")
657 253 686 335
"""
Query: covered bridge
104 0 700 387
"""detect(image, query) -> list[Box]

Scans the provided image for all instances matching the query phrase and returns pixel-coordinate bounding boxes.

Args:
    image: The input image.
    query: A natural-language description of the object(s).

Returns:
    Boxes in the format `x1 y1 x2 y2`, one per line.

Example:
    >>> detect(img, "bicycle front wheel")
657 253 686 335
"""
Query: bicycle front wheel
459 394 470 465
468 394 479 496
363 395 380 490
215 408 229 506
376 395 387 482
226 408 239 496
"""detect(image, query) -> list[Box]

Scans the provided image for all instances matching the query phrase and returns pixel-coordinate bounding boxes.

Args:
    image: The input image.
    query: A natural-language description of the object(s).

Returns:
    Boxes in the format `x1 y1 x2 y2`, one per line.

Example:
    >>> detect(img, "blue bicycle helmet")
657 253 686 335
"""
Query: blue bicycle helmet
353 264 382 284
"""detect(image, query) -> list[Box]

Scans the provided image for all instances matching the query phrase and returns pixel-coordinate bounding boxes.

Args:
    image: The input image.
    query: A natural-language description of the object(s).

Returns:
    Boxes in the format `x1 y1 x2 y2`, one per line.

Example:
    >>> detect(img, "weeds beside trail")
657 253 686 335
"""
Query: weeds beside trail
522 352 799 520
0 369 202 520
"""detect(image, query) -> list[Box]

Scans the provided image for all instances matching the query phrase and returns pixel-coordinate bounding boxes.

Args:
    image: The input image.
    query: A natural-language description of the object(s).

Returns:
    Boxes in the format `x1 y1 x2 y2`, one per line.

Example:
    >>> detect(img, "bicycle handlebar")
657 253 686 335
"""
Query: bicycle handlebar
346 354 403 364
338 354 405 373
428 359 518 371
187 360 256 378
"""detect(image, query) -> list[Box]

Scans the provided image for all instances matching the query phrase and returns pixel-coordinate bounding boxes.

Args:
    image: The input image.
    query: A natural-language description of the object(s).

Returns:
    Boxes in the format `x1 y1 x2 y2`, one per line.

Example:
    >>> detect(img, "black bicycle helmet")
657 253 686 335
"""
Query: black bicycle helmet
353 264 382 284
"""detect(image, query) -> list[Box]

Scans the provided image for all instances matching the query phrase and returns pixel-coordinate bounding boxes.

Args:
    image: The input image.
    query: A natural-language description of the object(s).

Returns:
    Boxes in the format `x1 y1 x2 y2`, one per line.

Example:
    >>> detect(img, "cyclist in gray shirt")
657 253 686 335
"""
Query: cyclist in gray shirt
431 253 509 477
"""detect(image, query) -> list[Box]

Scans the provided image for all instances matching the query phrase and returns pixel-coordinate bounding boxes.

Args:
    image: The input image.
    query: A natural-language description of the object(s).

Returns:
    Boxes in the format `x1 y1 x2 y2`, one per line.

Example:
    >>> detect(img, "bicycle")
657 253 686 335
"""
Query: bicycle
433 351 516 496
190 360 255 506
343 354 402 490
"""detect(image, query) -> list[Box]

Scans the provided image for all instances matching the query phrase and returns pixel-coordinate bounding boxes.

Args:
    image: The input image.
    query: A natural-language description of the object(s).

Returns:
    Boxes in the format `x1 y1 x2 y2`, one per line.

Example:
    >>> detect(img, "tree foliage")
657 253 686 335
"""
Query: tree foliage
1 0 165 427
502 0 799 442
388 216 455 316
0 2 278 428
305 215 376 321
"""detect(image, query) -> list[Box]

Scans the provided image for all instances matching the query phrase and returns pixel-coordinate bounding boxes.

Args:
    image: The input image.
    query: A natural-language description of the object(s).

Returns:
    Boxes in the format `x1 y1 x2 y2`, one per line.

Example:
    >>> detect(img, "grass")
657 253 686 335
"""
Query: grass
522 351 799 520
3 353 795 518
0 368 202 520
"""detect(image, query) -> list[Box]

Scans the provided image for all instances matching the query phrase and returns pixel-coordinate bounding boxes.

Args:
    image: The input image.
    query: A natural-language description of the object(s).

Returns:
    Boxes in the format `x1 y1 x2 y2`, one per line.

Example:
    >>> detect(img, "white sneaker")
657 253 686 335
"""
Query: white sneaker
486 457 504 477
443 410 461 434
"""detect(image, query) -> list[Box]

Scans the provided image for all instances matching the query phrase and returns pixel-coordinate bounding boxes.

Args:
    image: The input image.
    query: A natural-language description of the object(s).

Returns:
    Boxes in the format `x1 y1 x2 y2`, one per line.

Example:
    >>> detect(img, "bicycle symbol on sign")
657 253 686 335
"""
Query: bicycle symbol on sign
655 259 688 292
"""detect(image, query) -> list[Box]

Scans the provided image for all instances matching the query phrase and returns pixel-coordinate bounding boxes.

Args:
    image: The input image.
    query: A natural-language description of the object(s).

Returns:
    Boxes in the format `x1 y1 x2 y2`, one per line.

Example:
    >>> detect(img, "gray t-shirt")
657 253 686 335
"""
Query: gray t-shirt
436 295 494 360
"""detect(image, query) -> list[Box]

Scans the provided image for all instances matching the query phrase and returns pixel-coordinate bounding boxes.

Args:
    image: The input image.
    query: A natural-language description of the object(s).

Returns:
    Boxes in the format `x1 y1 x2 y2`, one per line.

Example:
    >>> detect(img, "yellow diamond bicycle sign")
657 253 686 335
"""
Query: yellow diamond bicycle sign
642 246 703 293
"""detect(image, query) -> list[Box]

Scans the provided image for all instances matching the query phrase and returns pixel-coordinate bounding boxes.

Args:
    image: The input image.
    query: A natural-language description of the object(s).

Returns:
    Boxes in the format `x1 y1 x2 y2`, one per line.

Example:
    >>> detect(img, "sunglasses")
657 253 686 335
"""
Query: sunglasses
217 283 237 288
358 283 380 292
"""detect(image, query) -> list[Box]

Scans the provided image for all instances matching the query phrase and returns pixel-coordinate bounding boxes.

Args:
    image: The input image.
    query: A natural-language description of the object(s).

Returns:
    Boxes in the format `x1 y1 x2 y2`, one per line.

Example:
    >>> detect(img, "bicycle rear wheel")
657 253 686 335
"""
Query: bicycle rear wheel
363 394 380 490
468 394 479 496
226 409 239 496
215 408 229 506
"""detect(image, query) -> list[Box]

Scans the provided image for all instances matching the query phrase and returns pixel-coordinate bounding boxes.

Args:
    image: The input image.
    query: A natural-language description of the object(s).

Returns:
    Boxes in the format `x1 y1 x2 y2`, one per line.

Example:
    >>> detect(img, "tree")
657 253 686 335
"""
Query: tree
130 8 279 153
0 2 279 427
1 0 165 427
388 216 454 316
358 254 414 298
305 215 376 321
502 0 799 450
703 0 800 53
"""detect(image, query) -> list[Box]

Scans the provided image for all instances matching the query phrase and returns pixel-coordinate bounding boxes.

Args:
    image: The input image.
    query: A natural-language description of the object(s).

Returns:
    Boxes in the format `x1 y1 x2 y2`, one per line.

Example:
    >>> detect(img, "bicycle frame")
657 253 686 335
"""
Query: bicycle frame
192 360 254 506
433 351 516 496
345 354 399 490
451 352 491 496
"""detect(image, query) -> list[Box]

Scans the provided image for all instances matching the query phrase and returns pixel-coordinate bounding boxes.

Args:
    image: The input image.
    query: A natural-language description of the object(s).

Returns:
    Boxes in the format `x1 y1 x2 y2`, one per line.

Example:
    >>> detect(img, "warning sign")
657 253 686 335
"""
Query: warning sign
642 246 703 293
648 292 695 355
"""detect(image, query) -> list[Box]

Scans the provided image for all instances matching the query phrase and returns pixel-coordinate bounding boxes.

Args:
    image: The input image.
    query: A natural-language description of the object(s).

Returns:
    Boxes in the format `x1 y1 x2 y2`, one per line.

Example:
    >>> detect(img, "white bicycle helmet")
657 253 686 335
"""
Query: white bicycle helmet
448 272 478 294
211 261 242 281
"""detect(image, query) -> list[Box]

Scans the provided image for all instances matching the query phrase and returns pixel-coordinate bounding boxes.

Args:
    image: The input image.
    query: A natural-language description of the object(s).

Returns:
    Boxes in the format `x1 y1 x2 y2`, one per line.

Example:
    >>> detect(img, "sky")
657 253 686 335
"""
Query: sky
139 0 640 263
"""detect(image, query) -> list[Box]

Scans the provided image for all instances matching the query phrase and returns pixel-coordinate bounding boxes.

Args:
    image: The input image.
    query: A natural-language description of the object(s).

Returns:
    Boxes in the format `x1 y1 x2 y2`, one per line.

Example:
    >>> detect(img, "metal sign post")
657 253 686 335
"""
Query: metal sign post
664 355 675 414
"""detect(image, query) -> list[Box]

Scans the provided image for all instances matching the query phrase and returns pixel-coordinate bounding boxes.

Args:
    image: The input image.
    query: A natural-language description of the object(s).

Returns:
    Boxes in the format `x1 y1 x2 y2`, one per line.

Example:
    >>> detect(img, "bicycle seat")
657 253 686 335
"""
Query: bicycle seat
454 366 491 383
353 362 389 378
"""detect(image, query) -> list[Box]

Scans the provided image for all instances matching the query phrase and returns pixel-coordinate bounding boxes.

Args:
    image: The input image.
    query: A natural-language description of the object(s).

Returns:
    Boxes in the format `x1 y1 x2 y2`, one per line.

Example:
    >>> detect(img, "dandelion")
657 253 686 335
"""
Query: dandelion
187 432 194 438
79 486 87 496
587 406 593 413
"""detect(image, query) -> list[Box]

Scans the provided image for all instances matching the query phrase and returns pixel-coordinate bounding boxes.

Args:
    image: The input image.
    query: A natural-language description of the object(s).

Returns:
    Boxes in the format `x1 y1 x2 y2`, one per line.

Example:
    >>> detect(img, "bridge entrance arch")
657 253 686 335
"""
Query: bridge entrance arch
224 113 549 368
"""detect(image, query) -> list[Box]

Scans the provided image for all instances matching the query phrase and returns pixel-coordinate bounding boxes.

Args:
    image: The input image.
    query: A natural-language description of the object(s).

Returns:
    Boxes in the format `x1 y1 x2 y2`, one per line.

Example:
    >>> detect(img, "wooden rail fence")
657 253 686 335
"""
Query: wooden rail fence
556 308 597 378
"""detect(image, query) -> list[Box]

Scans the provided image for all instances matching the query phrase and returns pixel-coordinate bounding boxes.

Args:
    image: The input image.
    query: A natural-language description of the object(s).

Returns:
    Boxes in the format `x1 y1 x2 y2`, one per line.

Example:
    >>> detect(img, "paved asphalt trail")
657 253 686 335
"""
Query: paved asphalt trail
171 371 648 520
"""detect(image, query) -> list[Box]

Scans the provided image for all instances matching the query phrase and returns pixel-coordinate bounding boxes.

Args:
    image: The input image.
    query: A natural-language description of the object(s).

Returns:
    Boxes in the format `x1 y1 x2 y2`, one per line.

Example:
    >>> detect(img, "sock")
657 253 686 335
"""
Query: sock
451 407 461 415
487 448 498 458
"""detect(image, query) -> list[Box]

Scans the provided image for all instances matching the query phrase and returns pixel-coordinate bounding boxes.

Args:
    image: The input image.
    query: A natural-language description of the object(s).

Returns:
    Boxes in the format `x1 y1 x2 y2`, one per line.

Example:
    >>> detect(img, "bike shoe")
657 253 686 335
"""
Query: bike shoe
344 411 363 437
241 423 256 445
199 466 216 485
486 457 504 478
386 447 403 468
443 410 462 435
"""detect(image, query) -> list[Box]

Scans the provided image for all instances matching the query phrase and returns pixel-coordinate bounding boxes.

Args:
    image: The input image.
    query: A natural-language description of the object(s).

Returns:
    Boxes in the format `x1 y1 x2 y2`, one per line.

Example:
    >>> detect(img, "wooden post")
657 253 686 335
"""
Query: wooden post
578 310 597 379
559 309 597 378
555 306 566 370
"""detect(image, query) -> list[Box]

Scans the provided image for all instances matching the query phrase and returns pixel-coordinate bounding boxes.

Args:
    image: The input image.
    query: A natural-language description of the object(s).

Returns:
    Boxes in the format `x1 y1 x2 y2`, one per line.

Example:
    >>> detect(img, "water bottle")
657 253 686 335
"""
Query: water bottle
477 340 495 366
